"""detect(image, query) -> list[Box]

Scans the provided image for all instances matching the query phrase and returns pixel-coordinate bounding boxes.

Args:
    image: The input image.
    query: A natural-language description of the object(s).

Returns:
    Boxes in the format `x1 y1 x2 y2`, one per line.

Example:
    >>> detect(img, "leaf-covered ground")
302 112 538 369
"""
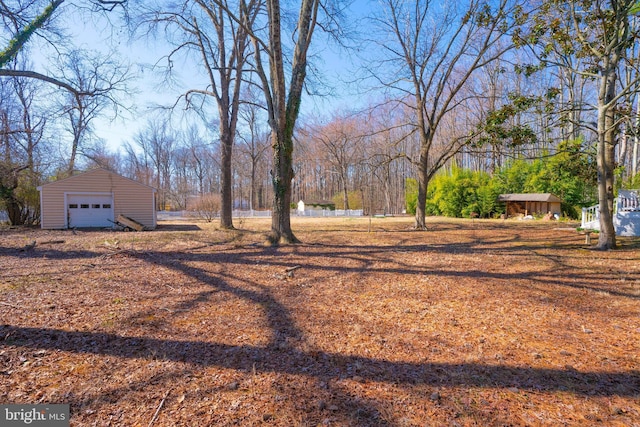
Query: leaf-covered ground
1 217 639 426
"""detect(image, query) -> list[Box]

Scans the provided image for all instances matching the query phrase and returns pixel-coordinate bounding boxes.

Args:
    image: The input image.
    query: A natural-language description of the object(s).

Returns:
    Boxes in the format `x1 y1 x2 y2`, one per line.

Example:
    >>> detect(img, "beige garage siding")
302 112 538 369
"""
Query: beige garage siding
39 169 156 229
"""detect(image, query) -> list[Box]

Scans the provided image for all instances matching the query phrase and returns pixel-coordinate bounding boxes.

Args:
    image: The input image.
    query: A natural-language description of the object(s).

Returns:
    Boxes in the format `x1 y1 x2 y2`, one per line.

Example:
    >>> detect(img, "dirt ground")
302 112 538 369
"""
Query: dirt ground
0 216 639 426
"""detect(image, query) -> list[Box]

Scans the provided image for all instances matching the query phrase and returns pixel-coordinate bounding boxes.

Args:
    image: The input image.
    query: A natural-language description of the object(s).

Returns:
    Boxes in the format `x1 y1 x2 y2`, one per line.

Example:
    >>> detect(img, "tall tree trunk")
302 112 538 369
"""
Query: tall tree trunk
0 165 28 225
67 103 84 177
2 179 24 225
341 169 349 210
250 160 256 211
633 136 639 177
414 142 429 229
220 127 234 229
596 65 618 250
634 97 640 177
1 110 10 161
414 98 430 230
618 131 628 179
263 0 317 245
67 132 80 176
270 127 298 243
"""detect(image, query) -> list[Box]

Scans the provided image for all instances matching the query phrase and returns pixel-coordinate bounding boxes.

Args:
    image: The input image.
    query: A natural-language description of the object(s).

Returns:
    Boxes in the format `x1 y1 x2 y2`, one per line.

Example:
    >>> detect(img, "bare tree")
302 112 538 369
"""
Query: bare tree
301 113 364 210
184 125 215 196
13 76 47 174
132 118 176 210
1 0 128 93
617 22 640 181
55 49 131 175
0 78 27 224
0 67 50 224
139 0 260 229
250 0 345 244
367 108 416 214
171 143 193 210
354 102 417 215
82 139 124 173
236 88 270 211
122 140 153 186
372 0 523 229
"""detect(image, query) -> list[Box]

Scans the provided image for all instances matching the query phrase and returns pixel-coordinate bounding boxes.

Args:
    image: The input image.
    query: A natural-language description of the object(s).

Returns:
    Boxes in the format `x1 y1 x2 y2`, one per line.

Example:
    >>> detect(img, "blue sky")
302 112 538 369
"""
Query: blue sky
69 0 377 152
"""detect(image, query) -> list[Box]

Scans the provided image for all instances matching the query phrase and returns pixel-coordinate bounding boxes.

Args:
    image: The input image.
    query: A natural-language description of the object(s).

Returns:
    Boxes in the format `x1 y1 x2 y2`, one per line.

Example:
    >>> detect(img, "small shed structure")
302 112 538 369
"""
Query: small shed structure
498 193 562 218
297 199 335 214
38 168 157 229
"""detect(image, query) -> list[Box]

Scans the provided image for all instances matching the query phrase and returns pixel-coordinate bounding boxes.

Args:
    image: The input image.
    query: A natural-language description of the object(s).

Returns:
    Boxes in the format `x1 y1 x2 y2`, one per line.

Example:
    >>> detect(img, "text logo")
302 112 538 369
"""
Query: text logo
1 405 69 426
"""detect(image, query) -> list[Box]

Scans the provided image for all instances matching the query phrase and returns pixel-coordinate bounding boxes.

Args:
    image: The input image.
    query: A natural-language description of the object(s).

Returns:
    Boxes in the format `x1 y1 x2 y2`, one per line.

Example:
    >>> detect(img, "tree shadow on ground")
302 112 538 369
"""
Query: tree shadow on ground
2 325 638 397
1 226 639 424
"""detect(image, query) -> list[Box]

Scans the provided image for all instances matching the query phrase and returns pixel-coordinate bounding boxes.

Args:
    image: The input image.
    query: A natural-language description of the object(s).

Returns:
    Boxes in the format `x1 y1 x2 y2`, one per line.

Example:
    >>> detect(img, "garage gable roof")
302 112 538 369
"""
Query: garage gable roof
497 193 562 203
38 168 156 191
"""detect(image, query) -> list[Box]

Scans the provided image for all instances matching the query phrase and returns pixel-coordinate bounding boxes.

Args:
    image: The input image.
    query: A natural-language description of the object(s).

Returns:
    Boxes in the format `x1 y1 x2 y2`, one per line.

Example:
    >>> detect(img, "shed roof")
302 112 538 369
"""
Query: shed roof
497 193 562 203
38 168 156 191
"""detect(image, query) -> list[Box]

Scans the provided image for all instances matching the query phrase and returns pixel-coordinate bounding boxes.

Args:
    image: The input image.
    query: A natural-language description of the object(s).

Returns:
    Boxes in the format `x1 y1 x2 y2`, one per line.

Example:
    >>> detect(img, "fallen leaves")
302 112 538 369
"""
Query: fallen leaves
0 217 639 426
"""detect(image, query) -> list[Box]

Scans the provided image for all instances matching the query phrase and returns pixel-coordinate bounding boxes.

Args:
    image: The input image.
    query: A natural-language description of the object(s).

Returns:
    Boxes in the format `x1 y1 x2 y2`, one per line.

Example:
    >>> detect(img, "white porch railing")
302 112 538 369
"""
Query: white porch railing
581 190 640 236
618 190 640 212
581 204 599 230
615 190 640 236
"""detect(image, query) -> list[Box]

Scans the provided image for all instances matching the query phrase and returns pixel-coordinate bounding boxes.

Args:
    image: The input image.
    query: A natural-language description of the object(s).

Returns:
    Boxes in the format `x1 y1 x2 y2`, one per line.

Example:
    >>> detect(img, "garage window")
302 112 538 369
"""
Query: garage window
92 204 101 209
69 204 78 209
103 204 111 208
80 204 89 209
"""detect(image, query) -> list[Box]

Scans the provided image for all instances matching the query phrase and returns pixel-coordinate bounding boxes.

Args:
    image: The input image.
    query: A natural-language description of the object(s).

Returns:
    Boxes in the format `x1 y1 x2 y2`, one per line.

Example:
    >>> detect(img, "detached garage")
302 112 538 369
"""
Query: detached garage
38 168 157 230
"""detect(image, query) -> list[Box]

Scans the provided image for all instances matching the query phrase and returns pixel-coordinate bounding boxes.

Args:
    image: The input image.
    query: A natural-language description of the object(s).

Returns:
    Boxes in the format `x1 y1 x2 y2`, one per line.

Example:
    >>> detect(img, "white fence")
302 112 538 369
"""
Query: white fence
296 209 364 217
157 210 272 220
157 209 364 221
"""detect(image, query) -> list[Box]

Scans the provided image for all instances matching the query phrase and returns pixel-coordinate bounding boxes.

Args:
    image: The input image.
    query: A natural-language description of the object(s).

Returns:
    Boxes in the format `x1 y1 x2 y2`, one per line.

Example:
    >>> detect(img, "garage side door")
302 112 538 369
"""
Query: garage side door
67 194 114 228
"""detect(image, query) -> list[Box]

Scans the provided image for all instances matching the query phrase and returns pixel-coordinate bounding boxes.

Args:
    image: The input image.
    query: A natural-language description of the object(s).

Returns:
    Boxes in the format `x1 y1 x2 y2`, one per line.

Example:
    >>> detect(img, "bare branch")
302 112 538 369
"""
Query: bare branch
0 68 81 95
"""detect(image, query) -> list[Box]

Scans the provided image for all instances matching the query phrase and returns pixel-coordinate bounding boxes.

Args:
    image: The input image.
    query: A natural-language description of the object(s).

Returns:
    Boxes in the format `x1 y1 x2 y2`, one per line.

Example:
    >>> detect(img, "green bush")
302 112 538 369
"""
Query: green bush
405 139 596 220
405 178 418 215
425 167 497 218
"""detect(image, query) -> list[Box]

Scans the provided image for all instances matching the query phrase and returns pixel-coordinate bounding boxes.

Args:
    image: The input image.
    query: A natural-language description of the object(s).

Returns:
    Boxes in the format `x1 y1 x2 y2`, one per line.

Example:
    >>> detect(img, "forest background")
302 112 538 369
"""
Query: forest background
2 0 640 228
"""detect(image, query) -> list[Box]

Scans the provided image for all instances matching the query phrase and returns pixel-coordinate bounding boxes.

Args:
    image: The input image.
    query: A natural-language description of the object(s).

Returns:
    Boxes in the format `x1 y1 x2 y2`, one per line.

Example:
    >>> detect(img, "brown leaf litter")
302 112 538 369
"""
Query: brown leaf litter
0 217 638 426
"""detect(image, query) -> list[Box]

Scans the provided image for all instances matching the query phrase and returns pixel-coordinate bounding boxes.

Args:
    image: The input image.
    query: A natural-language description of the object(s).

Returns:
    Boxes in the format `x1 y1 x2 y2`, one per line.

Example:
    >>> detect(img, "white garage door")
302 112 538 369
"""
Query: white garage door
67 194 114 228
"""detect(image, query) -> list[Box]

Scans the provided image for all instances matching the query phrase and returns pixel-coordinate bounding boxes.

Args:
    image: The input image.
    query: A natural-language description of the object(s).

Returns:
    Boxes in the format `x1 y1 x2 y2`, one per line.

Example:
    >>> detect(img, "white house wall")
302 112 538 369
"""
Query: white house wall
615 211 640 237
